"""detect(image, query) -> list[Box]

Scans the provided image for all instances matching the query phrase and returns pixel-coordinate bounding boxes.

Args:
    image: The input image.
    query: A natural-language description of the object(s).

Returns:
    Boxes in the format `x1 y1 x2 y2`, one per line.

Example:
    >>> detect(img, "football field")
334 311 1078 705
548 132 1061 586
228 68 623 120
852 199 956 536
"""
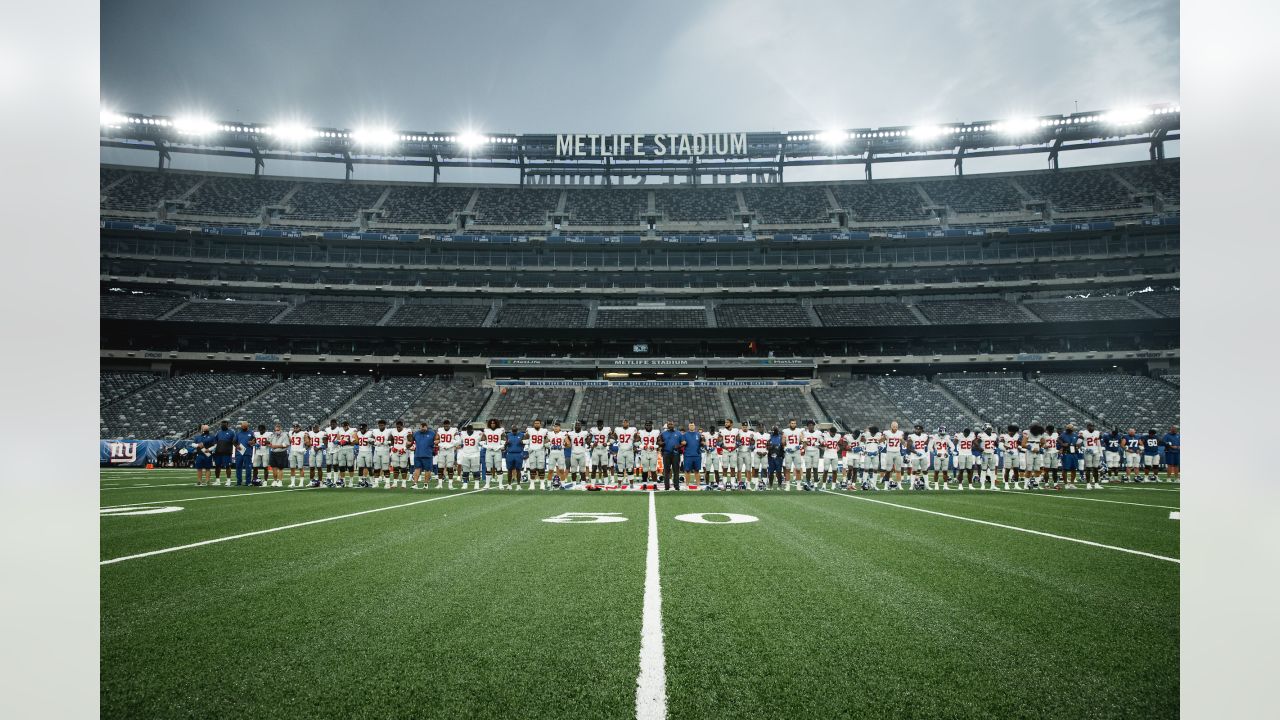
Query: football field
100 468 1179 719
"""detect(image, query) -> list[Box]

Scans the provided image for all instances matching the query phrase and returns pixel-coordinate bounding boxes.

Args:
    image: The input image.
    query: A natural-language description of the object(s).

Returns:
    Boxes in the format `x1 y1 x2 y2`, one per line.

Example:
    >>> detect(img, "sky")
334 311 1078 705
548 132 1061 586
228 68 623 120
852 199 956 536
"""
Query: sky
100 0 1179 182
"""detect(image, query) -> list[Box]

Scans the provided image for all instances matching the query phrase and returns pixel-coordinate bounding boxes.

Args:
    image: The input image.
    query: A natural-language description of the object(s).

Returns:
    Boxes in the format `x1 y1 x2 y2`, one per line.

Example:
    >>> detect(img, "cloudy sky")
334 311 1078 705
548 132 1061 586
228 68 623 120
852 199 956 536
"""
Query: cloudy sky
101 0 1179 181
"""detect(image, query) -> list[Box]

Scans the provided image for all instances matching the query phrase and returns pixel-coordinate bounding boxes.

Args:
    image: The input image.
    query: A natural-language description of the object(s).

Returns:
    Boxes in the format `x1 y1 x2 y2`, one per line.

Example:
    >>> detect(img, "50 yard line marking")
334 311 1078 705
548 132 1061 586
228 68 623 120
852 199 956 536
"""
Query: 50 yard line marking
636 490 667 720
819 489 1179 564
100 488 486 566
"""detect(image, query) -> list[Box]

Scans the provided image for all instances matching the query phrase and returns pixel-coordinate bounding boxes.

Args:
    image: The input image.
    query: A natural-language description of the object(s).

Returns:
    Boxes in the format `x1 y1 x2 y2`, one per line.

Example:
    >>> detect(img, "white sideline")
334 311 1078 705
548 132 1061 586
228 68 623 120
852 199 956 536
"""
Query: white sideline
1002 489 1178 510
636 490 667 720
100 488 486 565
1100 485 1181 493
819 490 1179 564
101 483 199 490
100 486 314 509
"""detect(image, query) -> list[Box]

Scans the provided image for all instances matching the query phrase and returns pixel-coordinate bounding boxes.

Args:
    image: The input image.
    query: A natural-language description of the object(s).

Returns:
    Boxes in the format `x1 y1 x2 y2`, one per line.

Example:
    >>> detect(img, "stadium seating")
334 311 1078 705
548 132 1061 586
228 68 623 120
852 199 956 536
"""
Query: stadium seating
101 292 186 320
277 300 393 325
404 379 493 427
814 303 923 327
385 303 493 327
937 374 1089 429
1023 296 1152 322
1036 373 1180 430
727 388 818 429
1017 170 1141 213
564 189 647 226
100 371 160 406
488 387 575 429
812 379 905 432
742 186 831 224
873 376 981 430
100 372 277 439
232 374 369 427
652 187 739 223
278 182 384 222
916 299 1031 325
829 182 930 222
339 376 436 423
378 186 474 225
181 176 295 217
494 303 589 328
918 177 1024 214
715 303 814 327
167 300 289 324
1161 374 1179 386
472 188 559 225
100 170 202 212
595 307 707 328
577 386 723 429
1134 291 1179 317
1113 163 1180 201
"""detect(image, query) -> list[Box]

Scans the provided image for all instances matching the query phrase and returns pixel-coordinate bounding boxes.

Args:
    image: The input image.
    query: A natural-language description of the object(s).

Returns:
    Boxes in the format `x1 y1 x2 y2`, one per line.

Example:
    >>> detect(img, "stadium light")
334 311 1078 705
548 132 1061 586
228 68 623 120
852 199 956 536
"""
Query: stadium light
352 127 398 147
816 129 847 146
100 110 126 127
173 116 218 136
456 131 487 149
1103 106 1153 126
996 117 1040 136
264 123 319 142
908 125 945 140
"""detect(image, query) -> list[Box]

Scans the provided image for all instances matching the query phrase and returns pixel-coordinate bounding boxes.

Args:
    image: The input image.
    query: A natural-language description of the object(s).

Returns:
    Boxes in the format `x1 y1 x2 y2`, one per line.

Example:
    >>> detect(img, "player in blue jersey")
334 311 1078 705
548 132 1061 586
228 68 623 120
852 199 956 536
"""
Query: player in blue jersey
1101 428 1124 482
1123 428 1143 482
504 426 526 489
1162 426 1180 482
1142 429 1163 483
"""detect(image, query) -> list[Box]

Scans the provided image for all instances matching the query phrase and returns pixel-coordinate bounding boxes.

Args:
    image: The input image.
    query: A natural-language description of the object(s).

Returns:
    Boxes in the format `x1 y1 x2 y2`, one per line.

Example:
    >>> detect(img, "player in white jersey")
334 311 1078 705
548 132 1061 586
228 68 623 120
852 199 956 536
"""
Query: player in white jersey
1000 425 1024 489
456 425 483 488
975 425 1000 489
907 425 931 488
1041 425 1062 487
525 420 549 489
636 421 661 487
252 423 271 485
819 428 841 489
1079 422 1103 487
482 419 506 489
860 426 883 489
929 427 953 490
323 419 341 485
800 420 824 489
953 428 977 489
352 423 373 486
715 420 741 489
781 420 804 490
545 423 569 487
588 420 612 484
363 420 386 487
389 419 412 488
842 430 862 486
614 420 637 486
1024 424 1046 488
287 422 308 487
750 421 770 488
307 424 325 486
735 423 756 490
435 420 459 488
567 422 591 484
881 421 906 489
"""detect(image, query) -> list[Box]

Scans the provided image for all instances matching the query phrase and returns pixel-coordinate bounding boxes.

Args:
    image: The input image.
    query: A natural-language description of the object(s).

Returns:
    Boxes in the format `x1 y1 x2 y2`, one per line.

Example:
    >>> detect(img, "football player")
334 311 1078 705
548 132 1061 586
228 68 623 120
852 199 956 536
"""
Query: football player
456 424 483 489
287 422 308 487
881 421 906 490
589 420 612 484
781 420 804 491
545 422 569 488
1143 429 1163 483
614 419 638 487
389 419 412 488
907 424 930 489
436 419 459 488
929 426 953 490
1081 423 1104 486
354 423 374 487
526 419 548 490
953 428 977 489
802 420 824 489
1123 428 1143 482
368 420 389 488
636 421 661 488
1162 426 1180 482
482 419 506 489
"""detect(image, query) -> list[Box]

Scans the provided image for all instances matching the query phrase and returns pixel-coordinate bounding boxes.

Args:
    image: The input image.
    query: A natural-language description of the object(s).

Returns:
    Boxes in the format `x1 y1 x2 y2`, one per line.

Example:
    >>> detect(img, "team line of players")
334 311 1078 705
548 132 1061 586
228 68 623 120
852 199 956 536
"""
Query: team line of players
193 415 1181 492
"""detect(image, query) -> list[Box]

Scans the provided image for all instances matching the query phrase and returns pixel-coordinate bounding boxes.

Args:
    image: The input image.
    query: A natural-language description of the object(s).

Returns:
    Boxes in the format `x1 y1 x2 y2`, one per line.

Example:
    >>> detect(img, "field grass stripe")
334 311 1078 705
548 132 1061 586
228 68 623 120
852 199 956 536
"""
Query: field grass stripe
100 488 486 566
636 490 667 720
819 490 1180 564
1002 489 1178 510
100 487 316 509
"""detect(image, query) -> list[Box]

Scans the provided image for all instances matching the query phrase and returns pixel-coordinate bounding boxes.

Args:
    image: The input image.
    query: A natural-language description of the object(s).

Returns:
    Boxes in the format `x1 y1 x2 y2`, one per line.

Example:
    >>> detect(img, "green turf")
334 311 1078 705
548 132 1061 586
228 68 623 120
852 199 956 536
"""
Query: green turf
101 470 1178 719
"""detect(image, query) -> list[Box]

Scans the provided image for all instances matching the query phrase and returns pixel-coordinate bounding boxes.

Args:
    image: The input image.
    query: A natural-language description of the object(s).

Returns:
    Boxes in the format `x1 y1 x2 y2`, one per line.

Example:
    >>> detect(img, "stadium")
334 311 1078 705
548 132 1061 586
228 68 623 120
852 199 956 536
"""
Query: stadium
97 97 1181 717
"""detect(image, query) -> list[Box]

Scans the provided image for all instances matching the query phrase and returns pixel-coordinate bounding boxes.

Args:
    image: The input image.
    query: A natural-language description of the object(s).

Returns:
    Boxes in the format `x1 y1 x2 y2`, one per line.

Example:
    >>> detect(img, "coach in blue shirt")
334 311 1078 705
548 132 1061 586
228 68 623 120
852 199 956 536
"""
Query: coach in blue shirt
412 422 436 488
233 421 255 486
681 422 703 487
660 421 683 491
192 424 215 486
1162 426 1180 480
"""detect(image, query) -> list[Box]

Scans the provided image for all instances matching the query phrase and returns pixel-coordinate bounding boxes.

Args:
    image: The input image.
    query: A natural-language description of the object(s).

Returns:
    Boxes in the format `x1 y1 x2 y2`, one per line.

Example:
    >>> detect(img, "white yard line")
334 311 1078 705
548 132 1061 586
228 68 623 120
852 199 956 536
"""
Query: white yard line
100 487 315 509
1002 489 1178 510
819 489 1179 564
636 490 667 720
1100 485 1181 493
100 483 201 490
100 488 486 566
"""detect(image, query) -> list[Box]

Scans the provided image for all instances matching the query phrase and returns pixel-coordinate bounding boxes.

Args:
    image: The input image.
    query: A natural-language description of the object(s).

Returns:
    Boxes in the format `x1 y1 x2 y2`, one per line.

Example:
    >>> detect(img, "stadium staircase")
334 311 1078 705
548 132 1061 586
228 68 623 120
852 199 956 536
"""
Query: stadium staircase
800 299 822 327
1127 297 1163 318
1033 378 1102 426
375 301 399 326
586 301 599 327
474 384 504 424
1007 177 1034 201
802 385 829 424
462 189 480 214
717 388 736 423
481 301 499 327
823 187 840 212
1016 301 1045 321
276 183 303 208
330 378 377 419
554 191 567 214
704 302 718 327
929 377 984 421
270 303 298 324
156 300 189 321
734 189 748 214
906 304 931 324
565 387 585 424
220 378 285 425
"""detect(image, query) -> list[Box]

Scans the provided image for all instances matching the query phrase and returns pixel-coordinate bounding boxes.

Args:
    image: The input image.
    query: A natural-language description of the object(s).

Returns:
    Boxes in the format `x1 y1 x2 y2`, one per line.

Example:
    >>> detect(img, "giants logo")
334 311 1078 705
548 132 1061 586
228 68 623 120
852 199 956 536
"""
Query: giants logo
108 442 138 465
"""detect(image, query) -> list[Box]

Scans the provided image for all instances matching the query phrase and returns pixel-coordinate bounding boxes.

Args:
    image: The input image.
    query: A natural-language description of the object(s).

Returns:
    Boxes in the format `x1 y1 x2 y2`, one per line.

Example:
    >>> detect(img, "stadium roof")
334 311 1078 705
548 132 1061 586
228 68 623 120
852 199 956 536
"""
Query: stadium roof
101 103 1179 181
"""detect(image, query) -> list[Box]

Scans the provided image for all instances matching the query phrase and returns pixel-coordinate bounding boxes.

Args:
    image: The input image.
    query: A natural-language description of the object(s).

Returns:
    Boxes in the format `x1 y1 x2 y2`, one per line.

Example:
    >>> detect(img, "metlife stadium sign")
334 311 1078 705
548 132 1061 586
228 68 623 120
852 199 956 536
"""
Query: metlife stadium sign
555 133 748 157
488 357 815 370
